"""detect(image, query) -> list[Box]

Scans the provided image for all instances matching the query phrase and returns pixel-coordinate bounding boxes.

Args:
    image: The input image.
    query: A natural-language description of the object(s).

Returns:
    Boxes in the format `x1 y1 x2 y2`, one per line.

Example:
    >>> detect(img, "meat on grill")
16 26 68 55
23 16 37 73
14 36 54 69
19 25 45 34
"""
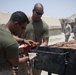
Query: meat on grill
48 40 76 49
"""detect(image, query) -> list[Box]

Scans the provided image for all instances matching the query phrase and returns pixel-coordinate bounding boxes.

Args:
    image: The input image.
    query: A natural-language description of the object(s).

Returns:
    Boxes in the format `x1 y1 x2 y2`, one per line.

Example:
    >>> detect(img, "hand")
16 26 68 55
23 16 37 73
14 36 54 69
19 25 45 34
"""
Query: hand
24 39 36 46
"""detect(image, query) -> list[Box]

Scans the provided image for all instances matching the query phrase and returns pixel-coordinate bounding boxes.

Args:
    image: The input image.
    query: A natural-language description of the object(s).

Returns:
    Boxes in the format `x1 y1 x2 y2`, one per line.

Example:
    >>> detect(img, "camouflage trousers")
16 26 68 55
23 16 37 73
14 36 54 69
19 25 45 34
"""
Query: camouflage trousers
18 60 41 75
0 69 14 75
30 57 41 75
18 62 30 75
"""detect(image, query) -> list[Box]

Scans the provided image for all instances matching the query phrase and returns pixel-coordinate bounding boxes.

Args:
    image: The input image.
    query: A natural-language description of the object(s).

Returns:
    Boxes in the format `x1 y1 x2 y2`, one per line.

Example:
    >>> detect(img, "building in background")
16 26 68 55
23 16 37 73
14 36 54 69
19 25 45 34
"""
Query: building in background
42 16 62 36
0 12 62 36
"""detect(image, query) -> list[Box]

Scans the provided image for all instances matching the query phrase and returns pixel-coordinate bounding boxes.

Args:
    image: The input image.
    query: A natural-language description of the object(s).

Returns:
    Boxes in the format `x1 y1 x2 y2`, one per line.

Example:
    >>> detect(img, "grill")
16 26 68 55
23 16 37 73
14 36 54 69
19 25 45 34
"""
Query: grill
30 46 76 75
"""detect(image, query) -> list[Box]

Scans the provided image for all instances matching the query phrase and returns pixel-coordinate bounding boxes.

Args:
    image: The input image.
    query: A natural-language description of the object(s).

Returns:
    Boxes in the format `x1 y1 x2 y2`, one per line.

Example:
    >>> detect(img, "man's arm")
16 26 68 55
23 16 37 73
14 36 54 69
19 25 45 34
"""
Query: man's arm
40 37 49 46
9 51 29 66
69 25 72 33
13 35 36 45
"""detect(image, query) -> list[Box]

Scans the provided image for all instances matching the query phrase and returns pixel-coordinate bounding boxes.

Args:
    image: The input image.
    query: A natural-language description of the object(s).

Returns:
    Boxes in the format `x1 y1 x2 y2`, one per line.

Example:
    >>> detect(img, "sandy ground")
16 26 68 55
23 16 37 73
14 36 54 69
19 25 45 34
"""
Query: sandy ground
48 33 74 45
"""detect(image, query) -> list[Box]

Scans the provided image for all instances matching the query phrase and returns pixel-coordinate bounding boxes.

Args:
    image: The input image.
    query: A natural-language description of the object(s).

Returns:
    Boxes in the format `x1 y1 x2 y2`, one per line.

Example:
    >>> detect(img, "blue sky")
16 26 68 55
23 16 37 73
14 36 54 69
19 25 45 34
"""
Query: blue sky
0 0 76 18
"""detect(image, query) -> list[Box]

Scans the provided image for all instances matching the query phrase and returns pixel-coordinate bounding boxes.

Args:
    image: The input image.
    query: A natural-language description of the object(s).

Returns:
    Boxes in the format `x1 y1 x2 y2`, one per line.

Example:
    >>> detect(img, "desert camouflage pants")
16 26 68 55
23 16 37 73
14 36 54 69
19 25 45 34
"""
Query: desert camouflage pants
30 57 41 75
18 60 41 75
65 34 70 42
0 69 14 75
18 62 30 75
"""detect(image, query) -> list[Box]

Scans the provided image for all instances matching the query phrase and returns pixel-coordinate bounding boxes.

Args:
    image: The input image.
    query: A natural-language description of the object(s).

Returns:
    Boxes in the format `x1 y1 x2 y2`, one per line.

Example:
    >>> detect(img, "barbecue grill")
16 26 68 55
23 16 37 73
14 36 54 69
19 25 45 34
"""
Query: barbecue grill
30 46 76 75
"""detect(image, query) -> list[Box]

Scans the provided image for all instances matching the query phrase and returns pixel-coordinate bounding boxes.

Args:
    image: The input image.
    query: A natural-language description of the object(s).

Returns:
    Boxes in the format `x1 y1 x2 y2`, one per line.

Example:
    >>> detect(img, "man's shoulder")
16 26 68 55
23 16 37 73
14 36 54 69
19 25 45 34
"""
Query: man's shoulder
41 19 48 25
40 19 49 29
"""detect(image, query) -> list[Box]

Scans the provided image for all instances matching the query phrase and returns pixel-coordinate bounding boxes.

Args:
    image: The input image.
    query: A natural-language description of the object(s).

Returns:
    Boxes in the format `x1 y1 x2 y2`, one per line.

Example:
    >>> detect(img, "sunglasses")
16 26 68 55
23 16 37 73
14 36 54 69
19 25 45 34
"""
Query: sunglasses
36 11 44 15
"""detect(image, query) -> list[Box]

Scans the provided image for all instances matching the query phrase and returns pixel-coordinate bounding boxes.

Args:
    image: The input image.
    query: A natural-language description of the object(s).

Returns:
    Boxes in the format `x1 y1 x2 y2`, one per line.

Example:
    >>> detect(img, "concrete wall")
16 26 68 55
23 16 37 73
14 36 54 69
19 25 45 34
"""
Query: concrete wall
49 28 62 36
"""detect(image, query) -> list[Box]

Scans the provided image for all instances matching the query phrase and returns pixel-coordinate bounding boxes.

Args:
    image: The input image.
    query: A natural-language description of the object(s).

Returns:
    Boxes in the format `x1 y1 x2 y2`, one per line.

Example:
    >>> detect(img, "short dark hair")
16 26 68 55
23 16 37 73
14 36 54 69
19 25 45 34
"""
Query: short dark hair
9 11 29 25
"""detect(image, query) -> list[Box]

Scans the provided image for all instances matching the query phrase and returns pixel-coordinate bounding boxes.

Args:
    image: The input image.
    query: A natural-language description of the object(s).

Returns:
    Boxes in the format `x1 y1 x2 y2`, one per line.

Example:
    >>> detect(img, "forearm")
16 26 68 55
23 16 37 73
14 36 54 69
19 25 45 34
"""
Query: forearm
13 35 36 45
40 37 49 46
40 42 48 46
19 56 29 64
13 35 24 44
10 56 29 67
